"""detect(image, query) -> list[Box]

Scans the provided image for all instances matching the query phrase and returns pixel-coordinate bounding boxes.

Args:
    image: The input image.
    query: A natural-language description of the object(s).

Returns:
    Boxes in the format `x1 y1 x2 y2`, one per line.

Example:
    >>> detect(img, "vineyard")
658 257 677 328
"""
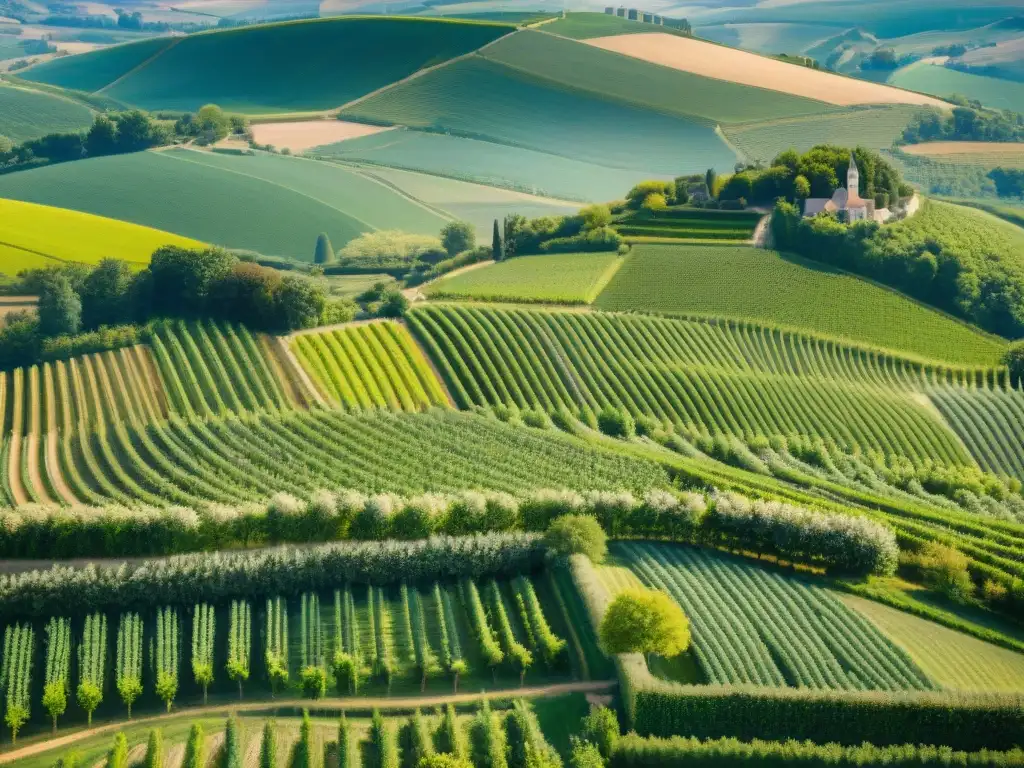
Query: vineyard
929 387 1024 481
592 245 1007 365
406 304 983 464
0 573 578 735
613 210 761 242
615 541 935 691
426 253 625 304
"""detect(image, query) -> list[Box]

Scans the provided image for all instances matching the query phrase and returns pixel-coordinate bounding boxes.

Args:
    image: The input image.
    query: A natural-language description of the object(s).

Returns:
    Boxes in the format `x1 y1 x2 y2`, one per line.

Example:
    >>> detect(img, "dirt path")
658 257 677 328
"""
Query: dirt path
402 260 495 302
264 334 325 408
26 367 53 504
43 364 77 504
0 681 615 765
751 214 772 248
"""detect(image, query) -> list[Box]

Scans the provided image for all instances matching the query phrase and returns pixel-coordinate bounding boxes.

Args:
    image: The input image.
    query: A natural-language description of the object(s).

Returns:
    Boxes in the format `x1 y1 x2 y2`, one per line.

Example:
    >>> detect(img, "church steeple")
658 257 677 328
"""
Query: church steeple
847 152 860 198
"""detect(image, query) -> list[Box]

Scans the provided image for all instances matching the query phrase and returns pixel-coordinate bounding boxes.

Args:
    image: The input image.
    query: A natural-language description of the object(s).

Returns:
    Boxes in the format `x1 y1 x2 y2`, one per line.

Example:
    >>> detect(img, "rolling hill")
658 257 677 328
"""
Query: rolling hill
0 82 95 144
21 16 513 113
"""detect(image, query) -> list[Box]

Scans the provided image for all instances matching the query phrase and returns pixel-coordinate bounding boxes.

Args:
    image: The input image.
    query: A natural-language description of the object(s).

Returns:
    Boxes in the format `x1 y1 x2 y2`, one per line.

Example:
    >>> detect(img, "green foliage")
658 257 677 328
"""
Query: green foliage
570 740 605 768
183 724 205 768
401 709 434 768
155 606 180 711
914 542 976 603
43 616 70 729
338 714 352 768
441 220 477 257
488 580 533 681
435 704 467 758
545 516 608 563
0 83 93 145
600 587 690 658
144 730 164 768
107 732 129 768
419 755 474 768
37 273 82 338
464 579 503 669
227 600 251 697
597 407 634 439
192 603 215 702
1 622 33 742
115 613 142 717
77 613 106 724
369 709 400 768
260 721 277 768
314 233 335 265
266 597 289 694
469 701 507 768
505 700 562 768
222 716 242 768
291 710 316 768
1004 341 1024 388
580 706 619 759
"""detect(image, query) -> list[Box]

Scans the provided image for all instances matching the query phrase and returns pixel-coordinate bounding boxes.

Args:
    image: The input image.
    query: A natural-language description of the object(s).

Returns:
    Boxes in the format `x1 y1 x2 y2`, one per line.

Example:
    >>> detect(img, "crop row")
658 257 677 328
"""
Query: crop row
0 575 566 733
291 321 449 411
408 305 972 464
930 387 1024 482
617 541 934 692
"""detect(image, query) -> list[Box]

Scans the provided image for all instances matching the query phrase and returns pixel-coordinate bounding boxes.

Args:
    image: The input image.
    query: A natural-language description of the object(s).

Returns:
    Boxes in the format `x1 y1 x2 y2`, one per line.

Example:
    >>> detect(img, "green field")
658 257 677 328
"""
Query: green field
0 198 204 273
614 209 761 241
840 594 1024 692
0 83 95 143
694 22 842 56
19 36 178 93
723 105 923 166
0 149 448 261
617 541 935 690
888 61 1024 112
543 11 687 39
313 127 659 202
408 305 973 464
24 17 512 113
481 30 835 125
341 56 739 176
426 252 625 304
593 244 1007 366
930 387 1024 481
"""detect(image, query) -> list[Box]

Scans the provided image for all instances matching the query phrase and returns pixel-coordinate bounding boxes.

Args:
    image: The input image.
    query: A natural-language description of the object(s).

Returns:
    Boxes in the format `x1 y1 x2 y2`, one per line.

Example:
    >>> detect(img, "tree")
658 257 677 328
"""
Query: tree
441 221 476 256
85 116 118 157
794 174 811 200
196 104 231 143
338 713 352 768
291 711 316 768
144 730 164 768
146 246 235 317
568 740 604 768
222 716 242 768
599 588 690 661
113 111 160 153
0 135 12 157
545 516 607 563
917 542 975 603
492 219 503 261
108 733 130 768
580 205 612 230
469 701 506 768
259 721 277 768
76 680 102 727
184 724 205 768
274 276 327 331
378 290 409 319
368 709 399 768
596 406 634 438
37 274 82 337
80 258 135 329
1004 341 1024 388
434 704 466 758
400 710 433 768
42 681 67 733
210 262 282 330
579 706 618 759
705 168 717 197
314 233 334 265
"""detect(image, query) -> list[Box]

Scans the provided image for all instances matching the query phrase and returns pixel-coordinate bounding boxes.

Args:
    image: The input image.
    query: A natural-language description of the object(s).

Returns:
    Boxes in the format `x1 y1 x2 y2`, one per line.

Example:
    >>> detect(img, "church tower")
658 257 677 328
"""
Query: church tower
847 152 860 198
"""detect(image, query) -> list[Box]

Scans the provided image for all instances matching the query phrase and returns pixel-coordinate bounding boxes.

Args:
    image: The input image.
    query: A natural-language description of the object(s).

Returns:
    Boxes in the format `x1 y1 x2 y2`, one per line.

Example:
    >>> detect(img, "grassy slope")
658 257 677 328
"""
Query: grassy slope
0 198 204 272
889 61 1024 112
19 36 178 93
341 56 739 176
67 17 512 113
723 105 923 165
312 128 658 203
593 244 1006 366
481 30 835 124
0 149 448 261
542 12 686 40
840 594 1024 692
427 252 624 304
0 83 95 143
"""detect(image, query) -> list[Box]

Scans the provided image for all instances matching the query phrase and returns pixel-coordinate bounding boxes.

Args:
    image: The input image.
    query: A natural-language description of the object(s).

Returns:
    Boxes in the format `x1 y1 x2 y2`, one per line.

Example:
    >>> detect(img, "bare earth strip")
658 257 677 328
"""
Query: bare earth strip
902 141 1024 157
583 33 948 108
0 681 615 766
251 121 394 154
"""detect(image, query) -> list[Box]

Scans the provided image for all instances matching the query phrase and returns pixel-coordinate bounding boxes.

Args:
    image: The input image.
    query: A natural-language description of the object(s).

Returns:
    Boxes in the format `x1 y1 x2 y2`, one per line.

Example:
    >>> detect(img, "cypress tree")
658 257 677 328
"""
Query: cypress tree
184 724 205 768
338 713 352 768
144 729 164 768
291 710 315 768
223 715 242 768
108 733 129 768
314 233 334 265
400 709 433 768
492 219 503 261
469 701 507 768
434 704 465 757
260 721 278 768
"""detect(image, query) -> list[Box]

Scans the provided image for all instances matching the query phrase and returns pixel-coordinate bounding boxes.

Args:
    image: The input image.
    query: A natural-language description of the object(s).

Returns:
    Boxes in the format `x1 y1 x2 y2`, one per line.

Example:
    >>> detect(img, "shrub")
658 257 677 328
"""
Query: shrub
570 740 605 768
600 588 690 659
580 706 619 759
915 542 975 603
545 516 608 563
441 221 476 257
597 407 635 439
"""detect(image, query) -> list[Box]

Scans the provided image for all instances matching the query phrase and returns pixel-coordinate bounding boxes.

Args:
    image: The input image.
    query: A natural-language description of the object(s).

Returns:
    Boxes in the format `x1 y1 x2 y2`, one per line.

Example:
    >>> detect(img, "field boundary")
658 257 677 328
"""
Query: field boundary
95 37 183 95
0 680 615 765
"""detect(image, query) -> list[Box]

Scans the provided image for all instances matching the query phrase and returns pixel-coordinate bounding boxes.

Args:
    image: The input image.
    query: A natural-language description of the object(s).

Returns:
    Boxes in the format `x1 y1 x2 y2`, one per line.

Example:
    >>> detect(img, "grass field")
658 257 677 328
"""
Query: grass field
312 127 659 202
426 252 624 304
0 83 94 143
614 209 761 241
341 56 739 176
543 12 689 39
592 244 1007 366
617 541 935 690
0 149 448 260
19 35 178 93
480 30 835 124
888 61 1024 112
408 304 974 464
840 594 1024 692
25 17 512 112
723 105 923 165
0 198 204 273
902 142 1024 168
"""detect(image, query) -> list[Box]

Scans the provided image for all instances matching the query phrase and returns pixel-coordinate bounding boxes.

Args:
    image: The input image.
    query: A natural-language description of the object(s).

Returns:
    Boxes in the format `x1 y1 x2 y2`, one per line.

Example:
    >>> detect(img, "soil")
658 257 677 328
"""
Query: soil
251 121 393 154
902 141 1024 157
584 33 947 107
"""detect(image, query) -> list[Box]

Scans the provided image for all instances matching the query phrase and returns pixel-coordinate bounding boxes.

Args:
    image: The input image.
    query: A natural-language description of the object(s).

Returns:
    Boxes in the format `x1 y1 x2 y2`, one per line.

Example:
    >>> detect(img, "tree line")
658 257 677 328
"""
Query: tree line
0 247 352 369
902 100 1024 144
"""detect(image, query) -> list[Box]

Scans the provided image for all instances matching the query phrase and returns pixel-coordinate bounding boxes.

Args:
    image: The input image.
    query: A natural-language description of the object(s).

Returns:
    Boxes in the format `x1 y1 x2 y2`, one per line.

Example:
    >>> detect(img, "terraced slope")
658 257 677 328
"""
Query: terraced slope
0 198 205 274
0 150 447 260
479 30 834 124
340 56 739 176
0 83 95 144
593 244 1007 366
618 541 935 691
407 305 978 465
930 387 1024 481
291 321 450 409
23 18 512 113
